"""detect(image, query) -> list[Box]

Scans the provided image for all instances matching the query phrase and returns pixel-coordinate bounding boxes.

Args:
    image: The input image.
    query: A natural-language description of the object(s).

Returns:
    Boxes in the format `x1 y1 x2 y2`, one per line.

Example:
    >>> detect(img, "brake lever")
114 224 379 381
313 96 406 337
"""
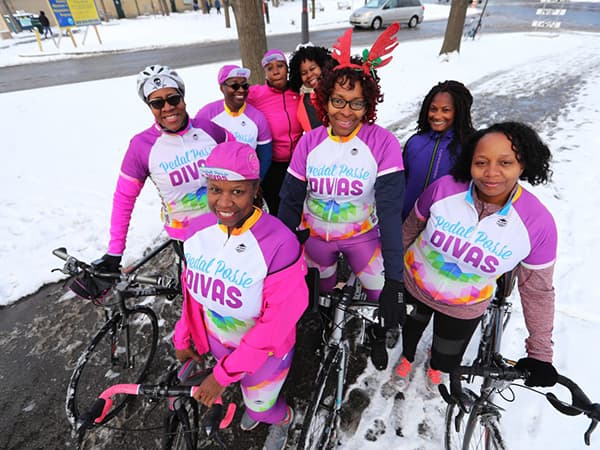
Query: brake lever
584 419 597 446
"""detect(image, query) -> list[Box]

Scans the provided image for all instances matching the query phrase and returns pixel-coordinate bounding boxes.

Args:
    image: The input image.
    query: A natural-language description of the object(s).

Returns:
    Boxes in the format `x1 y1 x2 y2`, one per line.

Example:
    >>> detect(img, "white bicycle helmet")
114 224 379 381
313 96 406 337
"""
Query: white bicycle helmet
136 65 186 102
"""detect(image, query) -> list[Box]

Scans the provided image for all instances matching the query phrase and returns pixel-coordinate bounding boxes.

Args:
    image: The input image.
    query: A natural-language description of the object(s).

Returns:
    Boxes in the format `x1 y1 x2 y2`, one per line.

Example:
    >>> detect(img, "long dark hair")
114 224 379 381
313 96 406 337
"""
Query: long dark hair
416 80 475 158
451 122 553 185
288 45 337 93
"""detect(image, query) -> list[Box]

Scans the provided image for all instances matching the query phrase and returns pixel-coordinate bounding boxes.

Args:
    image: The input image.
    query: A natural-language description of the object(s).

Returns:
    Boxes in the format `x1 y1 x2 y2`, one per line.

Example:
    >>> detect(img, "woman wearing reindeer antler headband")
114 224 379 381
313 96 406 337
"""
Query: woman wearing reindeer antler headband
278 24 406 371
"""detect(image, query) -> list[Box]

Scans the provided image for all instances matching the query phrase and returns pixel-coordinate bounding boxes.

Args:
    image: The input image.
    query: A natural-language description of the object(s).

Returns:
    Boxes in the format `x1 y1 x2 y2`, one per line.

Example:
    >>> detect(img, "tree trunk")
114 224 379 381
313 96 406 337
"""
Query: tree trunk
223 0 231 28
439 0 469 56
230 0 267 85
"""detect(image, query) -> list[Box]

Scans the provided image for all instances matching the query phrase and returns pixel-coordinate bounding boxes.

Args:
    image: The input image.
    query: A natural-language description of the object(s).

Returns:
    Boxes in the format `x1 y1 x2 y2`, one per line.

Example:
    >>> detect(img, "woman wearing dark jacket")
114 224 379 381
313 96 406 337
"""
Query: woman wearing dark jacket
402 80 475 219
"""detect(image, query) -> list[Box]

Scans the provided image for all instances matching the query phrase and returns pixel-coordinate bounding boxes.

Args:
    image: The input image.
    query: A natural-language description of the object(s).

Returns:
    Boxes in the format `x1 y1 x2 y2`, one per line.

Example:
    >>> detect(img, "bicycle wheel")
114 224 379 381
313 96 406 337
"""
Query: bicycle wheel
298 345 347 450
66 306 159 427
445 392 506 450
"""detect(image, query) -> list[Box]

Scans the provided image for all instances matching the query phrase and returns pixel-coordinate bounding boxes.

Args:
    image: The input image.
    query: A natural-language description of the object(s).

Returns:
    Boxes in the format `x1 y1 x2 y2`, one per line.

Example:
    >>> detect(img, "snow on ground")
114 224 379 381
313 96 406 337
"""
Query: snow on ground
1 2 600 448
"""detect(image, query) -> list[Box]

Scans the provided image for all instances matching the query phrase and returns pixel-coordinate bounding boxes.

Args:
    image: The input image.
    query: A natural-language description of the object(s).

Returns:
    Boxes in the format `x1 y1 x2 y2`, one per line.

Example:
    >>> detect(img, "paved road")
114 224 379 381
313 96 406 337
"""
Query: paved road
0 17 519 94
1 0 597 93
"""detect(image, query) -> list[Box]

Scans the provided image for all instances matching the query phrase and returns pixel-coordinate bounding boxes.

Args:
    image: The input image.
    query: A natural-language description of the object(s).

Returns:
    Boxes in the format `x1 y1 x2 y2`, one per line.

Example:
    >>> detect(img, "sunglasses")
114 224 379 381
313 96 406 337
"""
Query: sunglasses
329 97 367 111
147 94 183 110
223 82 250 91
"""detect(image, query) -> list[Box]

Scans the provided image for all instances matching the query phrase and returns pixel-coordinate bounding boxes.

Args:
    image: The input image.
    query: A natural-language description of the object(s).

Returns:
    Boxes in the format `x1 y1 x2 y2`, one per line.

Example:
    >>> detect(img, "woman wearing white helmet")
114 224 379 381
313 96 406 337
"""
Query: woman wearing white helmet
93 65 232 272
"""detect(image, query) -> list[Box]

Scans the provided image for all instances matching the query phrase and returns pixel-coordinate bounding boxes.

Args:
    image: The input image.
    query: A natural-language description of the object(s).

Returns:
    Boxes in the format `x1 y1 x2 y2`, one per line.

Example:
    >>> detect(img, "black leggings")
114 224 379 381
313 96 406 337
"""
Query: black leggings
402 291 482 373
261 161 289 216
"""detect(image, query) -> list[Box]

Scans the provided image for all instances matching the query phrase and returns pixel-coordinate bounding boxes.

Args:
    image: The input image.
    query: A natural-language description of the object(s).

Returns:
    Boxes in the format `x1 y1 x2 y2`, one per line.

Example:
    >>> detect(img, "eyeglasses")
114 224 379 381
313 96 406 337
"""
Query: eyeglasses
147 94 183 110
223 82 250 91
329 97 367 111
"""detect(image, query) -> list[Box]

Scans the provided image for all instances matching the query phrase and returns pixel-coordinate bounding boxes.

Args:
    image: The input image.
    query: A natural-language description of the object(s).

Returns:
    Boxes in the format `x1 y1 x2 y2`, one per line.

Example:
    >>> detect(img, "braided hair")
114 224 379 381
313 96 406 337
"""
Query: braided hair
416 80 475 158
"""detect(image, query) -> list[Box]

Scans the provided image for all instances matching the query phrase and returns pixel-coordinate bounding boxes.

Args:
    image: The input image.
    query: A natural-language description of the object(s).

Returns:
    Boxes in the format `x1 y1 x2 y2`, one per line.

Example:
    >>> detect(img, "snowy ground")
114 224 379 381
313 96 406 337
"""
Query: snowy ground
1 1 600 449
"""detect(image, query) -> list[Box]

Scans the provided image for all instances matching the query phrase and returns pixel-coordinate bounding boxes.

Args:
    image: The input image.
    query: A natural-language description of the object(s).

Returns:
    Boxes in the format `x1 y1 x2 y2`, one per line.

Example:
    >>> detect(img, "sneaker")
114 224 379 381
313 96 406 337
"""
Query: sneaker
368 326 388 371
240 409 260 431
426 367 443 391
262 406 294 450
391 356 413 390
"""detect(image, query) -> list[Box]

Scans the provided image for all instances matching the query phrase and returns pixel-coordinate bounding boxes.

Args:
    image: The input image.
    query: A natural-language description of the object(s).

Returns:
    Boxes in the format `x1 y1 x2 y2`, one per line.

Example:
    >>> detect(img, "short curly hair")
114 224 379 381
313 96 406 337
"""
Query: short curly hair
416 80 475 158
313 57 383 127
451 122 553 186
288 45 337 93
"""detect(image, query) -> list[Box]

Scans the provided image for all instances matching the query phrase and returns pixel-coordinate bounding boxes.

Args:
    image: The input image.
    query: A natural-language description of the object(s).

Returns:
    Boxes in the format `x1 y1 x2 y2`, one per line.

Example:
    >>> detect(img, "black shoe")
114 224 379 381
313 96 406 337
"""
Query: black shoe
368 326 388 370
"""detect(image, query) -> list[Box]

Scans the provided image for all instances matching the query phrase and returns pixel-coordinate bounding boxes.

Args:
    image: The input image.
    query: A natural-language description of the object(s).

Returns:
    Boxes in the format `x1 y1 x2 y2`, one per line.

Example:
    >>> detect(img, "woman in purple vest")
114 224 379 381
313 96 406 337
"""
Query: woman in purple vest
402 80 475 220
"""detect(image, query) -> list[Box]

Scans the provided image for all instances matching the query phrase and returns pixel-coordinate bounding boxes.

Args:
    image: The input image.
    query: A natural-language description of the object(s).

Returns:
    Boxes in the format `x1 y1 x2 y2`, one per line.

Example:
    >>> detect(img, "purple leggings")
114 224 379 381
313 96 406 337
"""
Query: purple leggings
304 228 384 300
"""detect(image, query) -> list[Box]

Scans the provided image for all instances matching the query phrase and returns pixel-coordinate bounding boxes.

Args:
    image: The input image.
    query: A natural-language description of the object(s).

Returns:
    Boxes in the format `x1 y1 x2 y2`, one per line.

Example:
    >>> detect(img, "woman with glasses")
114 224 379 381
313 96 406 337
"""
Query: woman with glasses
247 49 303 215
278 25 405 372
195 64 273 179
92 65 231 273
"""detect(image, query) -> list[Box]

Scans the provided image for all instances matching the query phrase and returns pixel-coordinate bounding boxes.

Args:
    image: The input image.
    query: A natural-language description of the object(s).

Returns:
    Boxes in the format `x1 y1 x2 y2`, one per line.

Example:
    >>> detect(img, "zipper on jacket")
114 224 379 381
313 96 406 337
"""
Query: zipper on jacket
423 135 442 189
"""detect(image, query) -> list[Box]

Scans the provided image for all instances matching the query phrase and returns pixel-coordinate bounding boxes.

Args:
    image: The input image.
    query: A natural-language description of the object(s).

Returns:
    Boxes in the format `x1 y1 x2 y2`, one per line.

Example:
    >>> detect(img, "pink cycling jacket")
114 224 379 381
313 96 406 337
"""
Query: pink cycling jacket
247 84 302 163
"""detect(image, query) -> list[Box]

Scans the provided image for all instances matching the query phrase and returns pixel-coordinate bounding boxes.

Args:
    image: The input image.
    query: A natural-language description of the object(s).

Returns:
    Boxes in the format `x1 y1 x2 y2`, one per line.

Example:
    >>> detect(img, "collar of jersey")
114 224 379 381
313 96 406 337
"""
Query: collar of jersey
218 206 262 235
224 101 247 117
327 123 362 143
154 116 192 136
466 182 522 216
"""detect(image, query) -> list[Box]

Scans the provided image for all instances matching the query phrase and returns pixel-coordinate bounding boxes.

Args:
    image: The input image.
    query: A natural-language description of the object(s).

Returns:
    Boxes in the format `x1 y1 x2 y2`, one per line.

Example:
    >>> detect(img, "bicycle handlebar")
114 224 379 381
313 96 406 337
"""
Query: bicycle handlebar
52 247 170 287
439 357 600 446
76 364 237 444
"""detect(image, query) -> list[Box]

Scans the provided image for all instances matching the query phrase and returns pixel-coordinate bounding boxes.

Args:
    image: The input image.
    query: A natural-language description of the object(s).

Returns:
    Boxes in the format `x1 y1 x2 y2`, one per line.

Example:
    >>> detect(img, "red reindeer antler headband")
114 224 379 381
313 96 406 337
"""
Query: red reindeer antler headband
332 22 400 78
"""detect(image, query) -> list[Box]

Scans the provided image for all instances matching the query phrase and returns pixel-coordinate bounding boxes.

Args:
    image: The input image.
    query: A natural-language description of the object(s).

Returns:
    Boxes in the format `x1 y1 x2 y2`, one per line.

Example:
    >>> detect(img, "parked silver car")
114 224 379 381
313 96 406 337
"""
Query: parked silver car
349 0 424 30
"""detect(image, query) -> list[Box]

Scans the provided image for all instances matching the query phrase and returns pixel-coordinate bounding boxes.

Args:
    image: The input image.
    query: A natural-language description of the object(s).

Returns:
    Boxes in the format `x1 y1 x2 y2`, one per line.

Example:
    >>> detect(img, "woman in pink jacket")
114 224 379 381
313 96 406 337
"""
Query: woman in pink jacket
247 49 303 215
172 141 308 450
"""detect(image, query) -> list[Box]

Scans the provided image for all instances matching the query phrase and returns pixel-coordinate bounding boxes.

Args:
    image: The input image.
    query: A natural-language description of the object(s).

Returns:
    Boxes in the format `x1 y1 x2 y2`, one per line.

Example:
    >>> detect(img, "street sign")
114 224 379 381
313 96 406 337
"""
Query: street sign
48 0 100 27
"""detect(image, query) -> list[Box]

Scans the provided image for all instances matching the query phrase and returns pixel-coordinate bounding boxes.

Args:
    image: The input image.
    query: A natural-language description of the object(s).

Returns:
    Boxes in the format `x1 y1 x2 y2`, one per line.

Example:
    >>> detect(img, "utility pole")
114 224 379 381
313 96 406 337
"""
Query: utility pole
301 0 309 43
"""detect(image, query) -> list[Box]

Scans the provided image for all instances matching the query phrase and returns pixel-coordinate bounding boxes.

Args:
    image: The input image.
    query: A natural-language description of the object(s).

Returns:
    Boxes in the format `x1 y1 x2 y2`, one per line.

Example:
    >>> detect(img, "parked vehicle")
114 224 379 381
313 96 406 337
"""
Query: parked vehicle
349 0 424 30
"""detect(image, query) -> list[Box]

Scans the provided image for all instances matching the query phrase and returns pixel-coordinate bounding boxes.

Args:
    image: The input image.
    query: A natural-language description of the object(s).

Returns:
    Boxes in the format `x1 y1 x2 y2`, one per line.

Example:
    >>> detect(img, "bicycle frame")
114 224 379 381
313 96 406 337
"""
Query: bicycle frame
299 277 379 449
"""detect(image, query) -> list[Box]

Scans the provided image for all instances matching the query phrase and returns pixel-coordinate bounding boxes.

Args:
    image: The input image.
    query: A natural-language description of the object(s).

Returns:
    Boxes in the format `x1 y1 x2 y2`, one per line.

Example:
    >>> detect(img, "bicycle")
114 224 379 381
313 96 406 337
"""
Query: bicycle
297 270 383 450
438 271 600 449
52 240 182 429
76 360 237 450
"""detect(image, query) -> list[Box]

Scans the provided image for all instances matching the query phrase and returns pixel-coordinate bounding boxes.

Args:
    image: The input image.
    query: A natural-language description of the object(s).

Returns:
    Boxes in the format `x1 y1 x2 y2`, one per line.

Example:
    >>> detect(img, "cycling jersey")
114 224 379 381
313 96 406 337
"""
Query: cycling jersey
195 100 272 150
173 207 308 387
107 118 229 254
405 175 557 306
287 123 404 241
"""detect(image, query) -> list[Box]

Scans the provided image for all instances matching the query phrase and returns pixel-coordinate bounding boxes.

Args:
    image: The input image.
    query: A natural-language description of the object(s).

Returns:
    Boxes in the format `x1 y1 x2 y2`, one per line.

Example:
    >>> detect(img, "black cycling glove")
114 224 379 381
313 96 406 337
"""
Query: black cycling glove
92 254 122 273
378 278 406 329
294 229 310 245
515 357 558 387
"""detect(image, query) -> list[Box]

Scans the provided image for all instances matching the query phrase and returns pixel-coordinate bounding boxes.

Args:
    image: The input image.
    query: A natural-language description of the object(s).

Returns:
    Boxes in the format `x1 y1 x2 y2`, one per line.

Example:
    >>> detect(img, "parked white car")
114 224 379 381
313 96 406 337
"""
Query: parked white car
349 0 424 30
